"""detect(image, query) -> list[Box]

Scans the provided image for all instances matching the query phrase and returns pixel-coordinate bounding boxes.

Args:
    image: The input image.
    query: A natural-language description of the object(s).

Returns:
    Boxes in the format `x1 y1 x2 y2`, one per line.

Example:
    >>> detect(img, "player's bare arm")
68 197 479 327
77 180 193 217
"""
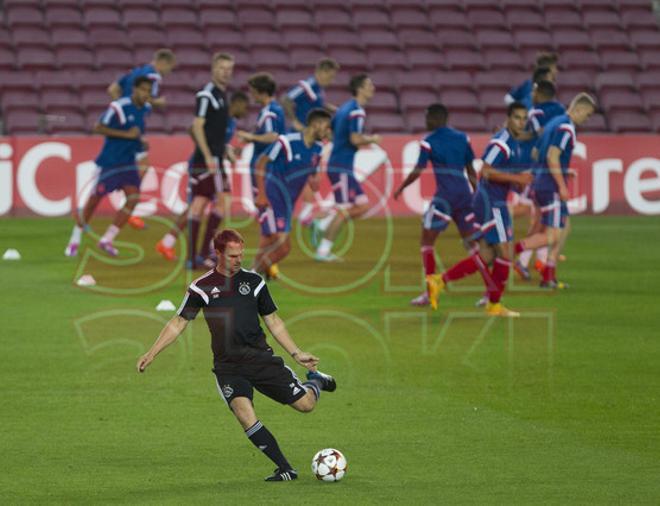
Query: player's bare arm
238 131 279 145
308 173 320 192
394 165 424 200
254 153 271 208
262 312 319 371
281 96 304 132
350 132 381 147
465 161 478 191
191 117 216 171
482 162 533 187
137 315 189 372
93 123 141 140
547 146 569 201
149 96 167 108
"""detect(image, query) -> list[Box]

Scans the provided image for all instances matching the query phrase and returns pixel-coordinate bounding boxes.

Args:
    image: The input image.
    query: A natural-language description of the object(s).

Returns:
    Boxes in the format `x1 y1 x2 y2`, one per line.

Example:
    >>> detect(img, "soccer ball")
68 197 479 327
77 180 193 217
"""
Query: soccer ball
311 448 347 482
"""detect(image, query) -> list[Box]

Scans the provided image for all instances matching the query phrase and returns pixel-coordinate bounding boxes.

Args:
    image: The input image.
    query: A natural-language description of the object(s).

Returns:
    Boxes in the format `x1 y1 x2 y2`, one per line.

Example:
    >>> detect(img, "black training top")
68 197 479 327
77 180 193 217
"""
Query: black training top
191 81 228 166
177 268 278 367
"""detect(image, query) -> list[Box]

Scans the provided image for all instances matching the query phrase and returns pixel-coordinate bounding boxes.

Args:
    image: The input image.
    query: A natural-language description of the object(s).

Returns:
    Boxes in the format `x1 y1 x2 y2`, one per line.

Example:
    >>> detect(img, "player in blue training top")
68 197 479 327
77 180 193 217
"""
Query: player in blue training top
251 109 332 276
313 73 381 262
282 58 340 227
65 77 153 257
393 103 478 307
427 102 534 317
513 93 596 289
513 80 566 280
505 52 557 110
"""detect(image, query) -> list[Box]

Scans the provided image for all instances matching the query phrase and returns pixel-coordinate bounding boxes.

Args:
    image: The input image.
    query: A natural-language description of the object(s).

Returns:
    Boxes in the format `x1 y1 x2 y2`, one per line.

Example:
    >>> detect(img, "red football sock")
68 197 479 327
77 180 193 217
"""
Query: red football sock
543 261 556 283
514 241 525 255
421 246 436 276
200 211 222 258
188 217 200 263
443 252 492 285
489 257 511 303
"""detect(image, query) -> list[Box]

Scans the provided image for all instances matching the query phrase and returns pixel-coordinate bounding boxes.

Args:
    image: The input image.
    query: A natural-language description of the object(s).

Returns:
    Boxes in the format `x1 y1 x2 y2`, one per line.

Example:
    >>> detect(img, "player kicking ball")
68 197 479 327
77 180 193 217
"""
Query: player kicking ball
252 109 332 275
393 103 478 307
137 229 336 481
427 102 533 317
65 77 152 257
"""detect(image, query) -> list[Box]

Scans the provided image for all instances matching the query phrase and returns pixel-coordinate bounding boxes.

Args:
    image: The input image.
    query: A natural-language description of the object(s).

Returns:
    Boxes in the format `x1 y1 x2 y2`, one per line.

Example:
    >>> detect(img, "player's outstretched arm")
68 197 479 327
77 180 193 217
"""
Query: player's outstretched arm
137 315 189 373
394 165 424 200
93 123 141 140
262 312 319 371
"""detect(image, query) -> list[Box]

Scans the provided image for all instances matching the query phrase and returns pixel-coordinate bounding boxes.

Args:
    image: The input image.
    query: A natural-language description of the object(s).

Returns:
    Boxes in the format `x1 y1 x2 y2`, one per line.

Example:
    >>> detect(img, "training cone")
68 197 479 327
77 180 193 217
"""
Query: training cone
76 274 97 287
156 299 176 311
3 249 21 260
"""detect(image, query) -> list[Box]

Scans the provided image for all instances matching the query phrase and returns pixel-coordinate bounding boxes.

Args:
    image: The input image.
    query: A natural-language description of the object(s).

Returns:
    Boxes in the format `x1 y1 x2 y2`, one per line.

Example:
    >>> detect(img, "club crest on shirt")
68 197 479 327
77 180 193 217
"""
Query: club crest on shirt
222 385 233 398
238 282 251 295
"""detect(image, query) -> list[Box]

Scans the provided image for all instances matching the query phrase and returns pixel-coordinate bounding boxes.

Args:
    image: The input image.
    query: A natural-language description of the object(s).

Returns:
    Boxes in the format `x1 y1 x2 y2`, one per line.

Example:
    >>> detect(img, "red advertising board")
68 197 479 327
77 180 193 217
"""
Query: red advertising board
1 134 659 217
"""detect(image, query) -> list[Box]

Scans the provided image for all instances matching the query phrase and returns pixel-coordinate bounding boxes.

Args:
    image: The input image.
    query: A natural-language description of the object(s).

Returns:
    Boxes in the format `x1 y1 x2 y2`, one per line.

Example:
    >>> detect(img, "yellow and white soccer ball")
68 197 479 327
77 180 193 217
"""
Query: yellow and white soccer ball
311 448 347 482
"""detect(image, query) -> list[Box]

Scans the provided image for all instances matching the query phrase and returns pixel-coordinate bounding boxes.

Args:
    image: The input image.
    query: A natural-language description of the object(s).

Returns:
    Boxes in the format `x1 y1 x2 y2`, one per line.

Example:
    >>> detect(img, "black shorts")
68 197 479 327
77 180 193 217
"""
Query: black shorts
213 356 308 407
189 157 231 198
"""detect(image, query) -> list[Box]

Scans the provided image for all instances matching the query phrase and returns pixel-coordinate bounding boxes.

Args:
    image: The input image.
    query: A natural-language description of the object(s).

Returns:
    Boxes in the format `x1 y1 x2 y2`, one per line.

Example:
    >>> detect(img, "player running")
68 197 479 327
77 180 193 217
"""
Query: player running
252 109 332 275
155 52 233 269
107 49 176 230
282 58 340 227
313 73 381 262
393 103 478 307
65 76 152 257
138 229 336 482
427 102 533 316
513 93 596 289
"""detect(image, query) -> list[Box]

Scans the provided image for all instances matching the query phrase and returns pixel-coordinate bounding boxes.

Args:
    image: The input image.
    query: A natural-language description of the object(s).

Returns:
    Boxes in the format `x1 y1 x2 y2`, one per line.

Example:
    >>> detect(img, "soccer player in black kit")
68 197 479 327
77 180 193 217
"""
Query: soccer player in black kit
138 229 336 481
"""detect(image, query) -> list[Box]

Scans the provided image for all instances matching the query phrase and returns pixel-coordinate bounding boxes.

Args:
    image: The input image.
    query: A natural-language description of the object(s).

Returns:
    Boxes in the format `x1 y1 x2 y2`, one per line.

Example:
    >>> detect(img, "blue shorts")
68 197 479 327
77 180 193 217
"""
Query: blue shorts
327 169 368 207
534 190 568 229
472 193 513 245
94 165 140 196
423 193 478 234
259 182 294 236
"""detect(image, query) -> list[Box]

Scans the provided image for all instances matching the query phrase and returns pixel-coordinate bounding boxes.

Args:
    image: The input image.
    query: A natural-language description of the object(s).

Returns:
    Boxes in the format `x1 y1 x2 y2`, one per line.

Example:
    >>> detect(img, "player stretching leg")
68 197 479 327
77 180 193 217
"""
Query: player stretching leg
427 103 533 316
393 103 479 307
314 74 381 261
138 229 336 481
252 109 331 274
65 77 153 257
513 93 596 289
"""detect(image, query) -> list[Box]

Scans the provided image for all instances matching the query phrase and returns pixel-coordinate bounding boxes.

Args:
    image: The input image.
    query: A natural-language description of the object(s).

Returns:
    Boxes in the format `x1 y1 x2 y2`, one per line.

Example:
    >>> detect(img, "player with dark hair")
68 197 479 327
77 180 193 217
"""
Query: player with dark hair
313 73 381 261
155 52 233 268
513 80 566 280
138 228 337 482
252 108 332 274
505 51 558 110
513 93 596 288
427 102 533 316
282 58 340 227
393 103 479 307
65 77 152 257
237 72 286 278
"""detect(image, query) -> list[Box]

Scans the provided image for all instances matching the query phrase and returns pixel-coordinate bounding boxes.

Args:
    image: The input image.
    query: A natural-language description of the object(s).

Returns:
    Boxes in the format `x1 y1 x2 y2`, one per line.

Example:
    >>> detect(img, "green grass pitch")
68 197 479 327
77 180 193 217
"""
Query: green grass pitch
1 214 659 504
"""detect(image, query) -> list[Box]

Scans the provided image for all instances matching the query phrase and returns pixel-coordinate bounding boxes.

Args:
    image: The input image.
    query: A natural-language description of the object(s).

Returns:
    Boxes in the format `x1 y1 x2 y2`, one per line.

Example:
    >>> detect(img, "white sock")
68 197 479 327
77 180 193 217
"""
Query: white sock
69 225 83 244
298 202 314 222
519 249 533 268
162 232 177 248
317 238 333 256
536 247 548 263
101 224 120 243
317 211 336 232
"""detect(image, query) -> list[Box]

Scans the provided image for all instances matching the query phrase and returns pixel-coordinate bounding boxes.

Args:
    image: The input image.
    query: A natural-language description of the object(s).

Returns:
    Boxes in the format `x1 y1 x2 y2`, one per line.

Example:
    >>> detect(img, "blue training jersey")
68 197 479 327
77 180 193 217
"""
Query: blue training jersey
95 97 151 169
328 98 365 172
533 114 576 193
417 126 474 198
118 64 161 98
286 76 325 128
507 78 533 110
519 100 567 167
265 132 323 202
250 100 286 169
478 128 522 204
